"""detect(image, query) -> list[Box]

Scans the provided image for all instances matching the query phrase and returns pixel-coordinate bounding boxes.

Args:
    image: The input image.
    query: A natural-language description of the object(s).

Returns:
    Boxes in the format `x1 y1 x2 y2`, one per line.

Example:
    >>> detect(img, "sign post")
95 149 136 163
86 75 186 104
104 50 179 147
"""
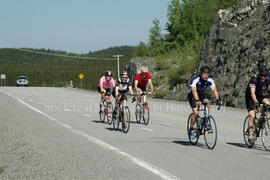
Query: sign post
113 55 123 79
1 74 6 86
78 73 85 88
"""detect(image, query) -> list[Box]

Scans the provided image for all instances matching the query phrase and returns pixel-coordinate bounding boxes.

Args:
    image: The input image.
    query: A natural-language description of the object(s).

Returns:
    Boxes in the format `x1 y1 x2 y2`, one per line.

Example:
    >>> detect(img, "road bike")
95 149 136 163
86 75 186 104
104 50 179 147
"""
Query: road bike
243 104 270 151
112 93 131 133
99 93 113 125
135 91 151 125
187 102 220 150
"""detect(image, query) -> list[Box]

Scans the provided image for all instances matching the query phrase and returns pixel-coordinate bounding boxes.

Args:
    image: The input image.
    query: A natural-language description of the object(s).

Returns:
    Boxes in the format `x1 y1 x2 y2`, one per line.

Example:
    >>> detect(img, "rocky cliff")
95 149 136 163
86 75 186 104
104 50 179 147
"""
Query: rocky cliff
126 0 270 108
201 0 270 107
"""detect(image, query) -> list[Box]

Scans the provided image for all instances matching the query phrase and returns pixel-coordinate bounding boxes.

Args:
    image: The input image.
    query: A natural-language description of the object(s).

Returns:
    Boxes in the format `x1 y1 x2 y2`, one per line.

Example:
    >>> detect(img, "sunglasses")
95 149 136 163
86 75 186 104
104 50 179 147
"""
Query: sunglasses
121 76 128 79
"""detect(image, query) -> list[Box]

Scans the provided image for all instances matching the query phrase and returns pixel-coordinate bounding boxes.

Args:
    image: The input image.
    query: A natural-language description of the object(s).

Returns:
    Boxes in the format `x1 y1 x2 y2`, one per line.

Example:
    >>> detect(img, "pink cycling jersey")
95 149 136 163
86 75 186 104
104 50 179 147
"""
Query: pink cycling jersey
99 76 115 89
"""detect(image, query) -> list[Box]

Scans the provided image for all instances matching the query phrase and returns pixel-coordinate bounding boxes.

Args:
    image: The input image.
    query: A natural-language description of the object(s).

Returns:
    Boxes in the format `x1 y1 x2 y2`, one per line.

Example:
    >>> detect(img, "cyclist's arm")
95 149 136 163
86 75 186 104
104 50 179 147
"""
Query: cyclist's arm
148 79 154 93
191 86 200 101
134 80 140 92
115 86 119 98
250 84 259 103
210 86 219 100
129 85 134 95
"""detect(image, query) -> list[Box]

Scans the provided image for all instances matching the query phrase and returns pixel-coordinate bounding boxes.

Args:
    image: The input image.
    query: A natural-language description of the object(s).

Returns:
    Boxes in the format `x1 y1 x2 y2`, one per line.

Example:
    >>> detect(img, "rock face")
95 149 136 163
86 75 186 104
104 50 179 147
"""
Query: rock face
201 0 270 108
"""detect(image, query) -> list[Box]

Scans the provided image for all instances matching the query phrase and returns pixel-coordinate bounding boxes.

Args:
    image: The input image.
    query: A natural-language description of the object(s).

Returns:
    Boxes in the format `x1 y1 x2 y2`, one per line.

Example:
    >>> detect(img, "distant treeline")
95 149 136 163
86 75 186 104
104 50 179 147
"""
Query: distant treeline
0 46 136 89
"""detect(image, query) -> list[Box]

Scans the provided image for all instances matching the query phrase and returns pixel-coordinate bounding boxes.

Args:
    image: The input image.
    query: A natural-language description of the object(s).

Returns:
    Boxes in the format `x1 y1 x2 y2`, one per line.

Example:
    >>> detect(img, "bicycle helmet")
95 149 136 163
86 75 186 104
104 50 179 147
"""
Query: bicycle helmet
141 67 148 73
258 68 268 76
105 71 112 76
120 71 128 76
200 66 211 73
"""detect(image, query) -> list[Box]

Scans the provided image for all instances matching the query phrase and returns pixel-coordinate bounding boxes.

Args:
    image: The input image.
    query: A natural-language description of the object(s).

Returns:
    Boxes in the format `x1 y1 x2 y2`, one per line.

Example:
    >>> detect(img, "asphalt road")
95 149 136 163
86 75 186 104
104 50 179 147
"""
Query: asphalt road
0 87 270 180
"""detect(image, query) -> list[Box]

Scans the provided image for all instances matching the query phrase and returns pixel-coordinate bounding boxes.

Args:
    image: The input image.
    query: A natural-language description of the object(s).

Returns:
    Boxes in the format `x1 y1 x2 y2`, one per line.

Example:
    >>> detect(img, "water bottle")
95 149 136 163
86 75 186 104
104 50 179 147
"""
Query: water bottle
197 117 202 128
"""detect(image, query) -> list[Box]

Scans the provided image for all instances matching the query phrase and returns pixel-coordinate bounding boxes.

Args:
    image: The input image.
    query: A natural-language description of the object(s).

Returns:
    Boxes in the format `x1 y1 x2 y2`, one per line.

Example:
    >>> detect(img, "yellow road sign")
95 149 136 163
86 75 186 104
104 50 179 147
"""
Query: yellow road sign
78 73 85 79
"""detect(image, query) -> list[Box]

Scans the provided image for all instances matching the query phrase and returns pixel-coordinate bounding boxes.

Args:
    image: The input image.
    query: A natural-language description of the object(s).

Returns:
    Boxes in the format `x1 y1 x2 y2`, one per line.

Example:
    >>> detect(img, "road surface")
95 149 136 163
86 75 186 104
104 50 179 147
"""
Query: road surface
0 87 270 180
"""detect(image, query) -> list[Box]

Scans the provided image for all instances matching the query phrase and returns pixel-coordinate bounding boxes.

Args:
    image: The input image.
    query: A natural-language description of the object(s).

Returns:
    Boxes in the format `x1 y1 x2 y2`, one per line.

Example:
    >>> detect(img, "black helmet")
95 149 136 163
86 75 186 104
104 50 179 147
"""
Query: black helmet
105 71 112 76
120 71 128 76
200 66 211 73
258 68 268 76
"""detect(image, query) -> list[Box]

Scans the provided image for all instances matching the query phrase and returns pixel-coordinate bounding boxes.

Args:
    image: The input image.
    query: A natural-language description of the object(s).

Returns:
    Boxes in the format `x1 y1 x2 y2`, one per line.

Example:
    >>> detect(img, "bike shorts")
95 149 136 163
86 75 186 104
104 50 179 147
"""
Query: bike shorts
188 93 210 109
245 94 263 112
137 86 147 92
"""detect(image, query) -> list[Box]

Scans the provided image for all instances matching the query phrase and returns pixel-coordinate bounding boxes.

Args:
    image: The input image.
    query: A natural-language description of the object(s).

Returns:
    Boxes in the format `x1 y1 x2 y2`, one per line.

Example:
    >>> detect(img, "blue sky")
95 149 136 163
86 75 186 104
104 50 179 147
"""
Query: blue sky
0 0 170 53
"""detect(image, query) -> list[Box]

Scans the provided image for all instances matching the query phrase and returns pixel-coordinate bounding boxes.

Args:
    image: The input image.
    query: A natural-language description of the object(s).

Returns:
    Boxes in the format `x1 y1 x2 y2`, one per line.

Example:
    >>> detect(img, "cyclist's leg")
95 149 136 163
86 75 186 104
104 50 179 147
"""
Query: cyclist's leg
246 96 257 136
262 98 270 105
140 86 147 103
98 86 105 112
188 93 199 129
136 87 143 103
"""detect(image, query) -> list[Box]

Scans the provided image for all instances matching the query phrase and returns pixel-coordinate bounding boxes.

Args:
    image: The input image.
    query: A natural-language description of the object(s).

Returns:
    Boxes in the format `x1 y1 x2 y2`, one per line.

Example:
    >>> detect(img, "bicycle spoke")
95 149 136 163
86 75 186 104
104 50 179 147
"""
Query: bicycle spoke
204 116 217 150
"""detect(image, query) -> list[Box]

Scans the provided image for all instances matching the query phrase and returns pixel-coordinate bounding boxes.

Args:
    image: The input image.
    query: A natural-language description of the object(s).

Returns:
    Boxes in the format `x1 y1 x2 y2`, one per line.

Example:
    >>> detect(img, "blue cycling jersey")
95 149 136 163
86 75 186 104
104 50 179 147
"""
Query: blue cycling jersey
188 76 215 94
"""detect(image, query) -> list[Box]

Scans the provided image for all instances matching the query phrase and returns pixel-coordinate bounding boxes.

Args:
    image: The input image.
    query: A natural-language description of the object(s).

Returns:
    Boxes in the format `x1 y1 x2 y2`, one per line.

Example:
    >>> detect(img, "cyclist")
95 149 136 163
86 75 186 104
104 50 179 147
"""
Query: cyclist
134 67 154 103
113 71 134 116
245 68 270 143
98 71 115 113
187 66 221 139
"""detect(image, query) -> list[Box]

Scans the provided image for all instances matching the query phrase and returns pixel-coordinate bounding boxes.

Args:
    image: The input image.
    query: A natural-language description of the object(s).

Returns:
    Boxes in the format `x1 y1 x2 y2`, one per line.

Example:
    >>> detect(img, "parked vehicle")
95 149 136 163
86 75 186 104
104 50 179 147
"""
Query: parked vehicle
16 76 29 86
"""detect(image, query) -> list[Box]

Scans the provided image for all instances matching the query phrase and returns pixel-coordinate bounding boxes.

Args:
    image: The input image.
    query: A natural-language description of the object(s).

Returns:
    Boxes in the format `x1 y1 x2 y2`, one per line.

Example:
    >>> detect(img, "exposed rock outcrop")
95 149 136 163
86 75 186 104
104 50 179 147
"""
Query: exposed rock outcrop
201 0 270 108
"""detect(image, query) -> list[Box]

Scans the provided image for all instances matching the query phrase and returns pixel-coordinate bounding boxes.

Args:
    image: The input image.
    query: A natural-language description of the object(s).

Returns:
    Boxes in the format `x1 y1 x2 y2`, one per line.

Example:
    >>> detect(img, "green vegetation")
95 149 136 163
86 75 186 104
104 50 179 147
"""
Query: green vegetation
0 46 135 89
0 166 3 174
135 0 239 94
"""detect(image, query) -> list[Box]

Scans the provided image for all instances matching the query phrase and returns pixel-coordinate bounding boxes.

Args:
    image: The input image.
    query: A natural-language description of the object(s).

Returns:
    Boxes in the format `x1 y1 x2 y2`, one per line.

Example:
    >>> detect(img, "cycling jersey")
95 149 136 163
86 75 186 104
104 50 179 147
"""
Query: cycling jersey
135 73 151 88
245 76 270 99
99 76 115 90
188 76 215 95
115 78 132 94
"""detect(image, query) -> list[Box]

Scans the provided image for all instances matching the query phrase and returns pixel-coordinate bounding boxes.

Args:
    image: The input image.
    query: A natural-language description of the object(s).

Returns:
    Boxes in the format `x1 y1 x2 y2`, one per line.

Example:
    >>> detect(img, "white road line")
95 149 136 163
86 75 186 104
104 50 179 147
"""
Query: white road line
141 127 153 132
0 89 180 180
83 114 92 117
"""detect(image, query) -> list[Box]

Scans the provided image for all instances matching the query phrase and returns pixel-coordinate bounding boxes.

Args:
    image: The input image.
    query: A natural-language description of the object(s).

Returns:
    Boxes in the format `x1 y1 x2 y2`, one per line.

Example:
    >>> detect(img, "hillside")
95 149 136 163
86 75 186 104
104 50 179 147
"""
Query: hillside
0 46 135 88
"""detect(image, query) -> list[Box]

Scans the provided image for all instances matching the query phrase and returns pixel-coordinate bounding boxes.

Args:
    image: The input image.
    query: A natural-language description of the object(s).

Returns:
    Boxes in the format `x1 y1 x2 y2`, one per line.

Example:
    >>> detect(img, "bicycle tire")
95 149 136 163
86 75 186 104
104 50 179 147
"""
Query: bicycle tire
187 113 199 145
204 116 217 150
143 103 150 125
243 115 256 148
135 104 141 123
112 109 120 130
122 106 131 133
107 102 113 125
261 119 270 151
99 111 105 123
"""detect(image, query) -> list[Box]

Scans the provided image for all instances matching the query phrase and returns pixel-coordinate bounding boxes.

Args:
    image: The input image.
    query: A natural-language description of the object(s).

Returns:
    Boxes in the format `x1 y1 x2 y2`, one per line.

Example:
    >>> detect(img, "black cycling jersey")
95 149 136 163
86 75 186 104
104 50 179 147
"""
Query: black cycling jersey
115 78 132 94
245 76 270 99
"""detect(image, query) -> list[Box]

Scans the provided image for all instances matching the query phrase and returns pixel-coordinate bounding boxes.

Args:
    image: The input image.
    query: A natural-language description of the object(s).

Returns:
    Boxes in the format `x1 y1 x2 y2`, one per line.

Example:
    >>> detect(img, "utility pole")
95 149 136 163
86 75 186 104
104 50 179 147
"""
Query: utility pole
113 55 123 79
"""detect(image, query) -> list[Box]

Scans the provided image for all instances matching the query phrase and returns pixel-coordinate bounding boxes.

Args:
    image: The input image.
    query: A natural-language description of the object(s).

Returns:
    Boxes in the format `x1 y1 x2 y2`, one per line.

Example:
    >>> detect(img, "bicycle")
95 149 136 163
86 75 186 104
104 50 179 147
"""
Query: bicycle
99 92 113 125
135 91 151 125
112 93 131 133
243 103 270 151
187 102 220 150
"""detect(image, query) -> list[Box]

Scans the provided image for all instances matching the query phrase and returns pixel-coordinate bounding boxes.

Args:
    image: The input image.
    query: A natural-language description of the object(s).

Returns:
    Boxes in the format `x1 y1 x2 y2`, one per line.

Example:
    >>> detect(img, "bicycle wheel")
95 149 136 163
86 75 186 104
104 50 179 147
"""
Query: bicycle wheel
122 106 131 133
261 119 270 151
135 104 141 123
243 115 256 148
112 109 120 130
143 103 150 125
187 113 199 145
107 102 113 125
204 116 217 150
99 110 105 123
